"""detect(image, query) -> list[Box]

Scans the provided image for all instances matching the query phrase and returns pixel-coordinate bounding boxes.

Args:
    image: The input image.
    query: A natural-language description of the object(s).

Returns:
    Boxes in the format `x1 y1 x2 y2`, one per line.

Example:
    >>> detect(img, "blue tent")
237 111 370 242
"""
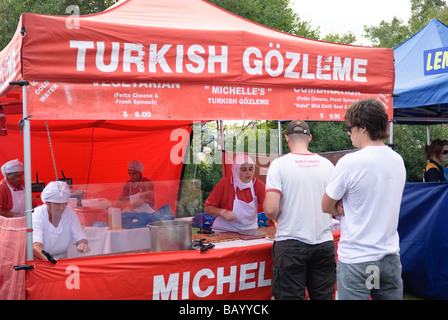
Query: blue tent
393 19 448 124
399 182 448 299
393 20 448 300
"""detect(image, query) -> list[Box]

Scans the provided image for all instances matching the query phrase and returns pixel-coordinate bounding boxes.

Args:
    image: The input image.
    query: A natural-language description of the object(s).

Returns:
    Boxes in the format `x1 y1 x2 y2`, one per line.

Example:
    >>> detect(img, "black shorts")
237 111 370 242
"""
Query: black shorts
272 239 336 300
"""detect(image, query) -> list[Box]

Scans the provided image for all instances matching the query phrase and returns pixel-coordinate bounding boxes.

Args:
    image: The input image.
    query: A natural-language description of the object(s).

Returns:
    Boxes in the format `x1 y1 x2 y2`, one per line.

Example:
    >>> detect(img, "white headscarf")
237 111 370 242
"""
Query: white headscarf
1 159 24 177
231 154 255 190
41 181 71 203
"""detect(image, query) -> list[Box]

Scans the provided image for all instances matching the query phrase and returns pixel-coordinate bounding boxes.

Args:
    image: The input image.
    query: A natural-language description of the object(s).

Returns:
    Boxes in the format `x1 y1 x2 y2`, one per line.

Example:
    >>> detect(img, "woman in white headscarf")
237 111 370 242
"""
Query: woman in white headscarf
204 154 266 232
33 181 90 260
0 159 25 217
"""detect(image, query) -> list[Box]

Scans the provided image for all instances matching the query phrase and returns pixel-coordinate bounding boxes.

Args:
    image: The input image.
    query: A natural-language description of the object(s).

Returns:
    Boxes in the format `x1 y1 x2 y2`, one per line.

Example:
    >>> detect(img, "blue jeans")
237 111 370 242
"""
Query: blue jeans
337 254 403 300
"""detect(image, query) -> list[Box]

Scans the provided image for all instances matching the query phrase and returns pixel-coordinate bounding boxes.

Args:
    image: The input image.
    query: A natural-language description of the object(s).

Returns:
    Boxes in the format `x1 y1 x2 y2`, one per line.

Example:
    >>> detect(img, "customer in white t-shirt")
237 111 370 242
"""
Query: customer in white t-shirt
33 181 90 260
322 98 406 300
264 119 336 300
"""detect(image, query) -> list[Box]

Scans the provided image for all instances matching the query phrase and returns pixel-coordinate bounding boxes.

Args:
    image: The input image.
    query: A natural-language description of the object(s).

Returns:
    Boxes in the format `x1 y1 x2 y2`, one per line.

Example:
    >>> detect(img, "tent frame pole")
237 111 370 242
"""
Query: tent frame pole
10 81 33 260
23 84 33 261
278 121 283 155
389 121 393 147
219 120 226 178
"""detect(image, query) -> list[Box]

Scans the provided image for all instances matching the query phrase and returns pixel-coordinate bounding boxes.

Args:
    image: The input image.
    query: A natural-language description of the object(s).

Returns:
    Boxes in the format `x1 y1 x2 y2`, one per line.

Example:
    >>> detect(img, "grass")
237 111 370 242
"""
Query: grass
404 292 427 300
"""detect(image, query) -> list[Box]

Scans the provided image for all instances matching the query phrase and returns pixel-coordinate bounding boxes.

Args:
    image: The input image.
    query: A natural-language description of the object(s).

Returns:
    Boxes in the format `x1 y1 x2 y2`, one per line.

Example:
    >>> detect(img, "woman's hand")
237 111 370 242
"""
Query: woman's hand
76 240 91 254
33 242 48 261
220 209 237 221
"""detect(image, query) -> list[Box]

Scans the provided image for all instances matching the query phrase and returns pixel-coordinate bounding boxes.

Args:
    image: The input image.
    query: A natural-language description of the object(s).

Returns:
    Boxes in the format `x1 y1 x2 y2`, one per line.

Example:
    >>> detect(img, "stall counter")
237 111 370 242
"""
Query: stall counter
26 230 340 300
67 226 151 258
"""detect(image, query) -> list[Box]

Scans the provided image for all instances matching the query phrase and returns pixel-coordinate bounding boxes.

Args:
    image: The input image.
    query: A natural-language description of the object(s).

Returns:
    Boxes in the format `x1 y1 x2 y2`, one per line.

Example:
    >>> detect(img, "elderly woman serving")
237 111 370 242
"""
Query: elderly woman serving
33 181 90 260
0 159 26 217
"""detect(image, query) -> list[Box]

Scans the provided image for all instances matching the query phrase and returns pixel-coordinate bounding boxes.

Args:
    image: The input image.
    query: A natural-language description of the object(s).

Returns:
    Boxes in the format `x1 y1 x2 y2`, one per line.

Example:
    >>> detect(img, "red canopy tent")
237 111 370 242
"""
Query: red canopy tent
0 0 395 299
0 0 395 199
0 0 394 119
0 0 395 198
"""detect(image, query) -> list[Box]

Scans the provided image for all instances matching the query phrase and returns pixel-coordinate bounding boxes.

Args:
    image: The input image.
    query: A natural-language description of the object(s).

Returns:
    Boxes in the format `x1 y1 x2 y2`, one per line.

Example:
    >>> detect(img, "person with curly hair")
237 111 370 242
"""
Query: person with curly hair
322 98 406 300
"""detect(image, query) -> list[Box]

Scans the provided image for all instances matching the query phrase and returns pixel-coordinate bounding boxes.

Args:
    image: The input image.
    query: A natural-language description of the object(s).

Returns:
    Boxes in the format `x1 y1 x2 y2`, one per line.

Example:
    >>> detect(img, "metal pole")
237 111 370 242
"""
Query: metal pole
389 121 393 147
219 120 226 178
278 121 283 155
11 81 32 260
23 85 33 260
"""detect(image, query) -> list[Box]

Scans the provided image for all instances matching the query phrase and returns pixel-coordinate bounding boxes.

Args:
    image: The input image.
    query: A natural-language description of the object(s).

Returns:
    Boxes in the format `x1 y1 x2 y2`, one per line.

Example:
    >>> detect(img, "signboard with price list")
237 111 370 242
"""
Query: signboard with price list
25 80 392 121
1 0 394 121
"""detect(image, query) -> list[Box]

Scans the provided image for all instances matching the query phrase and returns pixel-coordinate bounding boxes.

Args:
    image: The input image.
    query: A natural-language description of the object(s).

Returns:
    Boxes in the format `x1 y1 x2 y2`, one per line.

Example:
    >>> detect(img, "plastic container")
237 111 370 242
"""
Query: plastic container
74 207 108 226
108 207 122 230
82 198 112 209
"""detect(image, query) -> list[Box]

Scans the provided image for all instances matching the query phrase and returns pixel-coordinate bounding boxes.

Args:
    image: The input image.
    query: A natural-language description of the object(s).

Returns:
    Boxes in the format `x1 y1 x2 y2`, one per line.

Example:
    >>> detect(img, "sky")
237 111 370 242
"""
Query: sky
291 0 412 45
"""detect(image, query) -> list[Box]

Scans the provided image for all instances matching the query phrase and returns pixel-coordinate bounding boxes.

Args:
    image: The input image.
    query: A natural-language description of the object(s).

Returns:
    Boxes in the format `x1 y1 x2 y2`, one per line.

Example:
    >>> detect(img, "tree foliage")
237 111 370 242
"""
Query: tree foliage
364 0 448 48
409 0 448 33
209 0 320 39
363 0 448 182
0 0 118 49
364 17 412 49
321 32 357 45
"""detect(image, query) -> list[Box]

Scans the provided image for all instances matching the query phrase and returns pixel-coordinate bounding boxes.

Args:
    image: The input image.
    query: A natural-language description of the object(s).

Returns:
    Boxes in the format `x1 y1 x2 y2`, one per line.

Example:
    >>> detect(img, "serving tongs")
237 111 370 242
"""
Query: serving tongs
192 238 215 253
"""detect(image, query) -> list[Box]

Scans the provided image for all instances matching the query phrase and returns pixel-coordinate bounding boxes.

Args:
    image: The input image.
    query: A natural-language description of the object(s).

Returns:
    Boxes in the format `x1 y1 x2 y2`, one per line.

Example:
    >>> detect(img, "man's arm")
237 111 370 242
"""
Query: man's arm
263 190 281 222
0 208 14 217
322 193 344 217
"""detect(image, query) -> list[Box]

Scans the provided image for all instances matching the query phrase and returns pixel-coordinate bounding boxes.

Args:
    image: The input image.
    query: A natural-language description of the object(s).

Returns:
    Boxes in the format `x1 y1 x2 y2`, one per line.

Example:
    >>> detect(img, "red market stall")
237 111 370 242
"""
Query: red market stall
0 0 394 300
24 231 340 300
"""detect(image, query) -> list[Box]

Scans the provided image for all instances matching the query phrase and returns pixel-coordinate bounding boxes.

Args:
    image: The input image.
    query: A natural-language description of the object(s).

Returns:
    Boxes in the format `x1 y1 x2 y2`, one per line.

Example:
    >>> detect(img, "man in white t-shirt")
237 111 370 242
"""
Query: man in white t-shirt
264 120 336 300
322 98 406 300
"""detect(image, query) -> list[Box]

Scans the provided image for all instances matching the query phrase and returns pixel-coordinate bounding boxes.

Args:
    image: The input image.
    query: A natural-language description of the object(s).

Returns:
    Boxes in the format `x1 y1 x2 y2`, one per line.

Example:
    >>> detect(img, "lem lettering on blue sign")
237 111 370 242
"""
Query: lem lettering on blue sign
424 47 448 75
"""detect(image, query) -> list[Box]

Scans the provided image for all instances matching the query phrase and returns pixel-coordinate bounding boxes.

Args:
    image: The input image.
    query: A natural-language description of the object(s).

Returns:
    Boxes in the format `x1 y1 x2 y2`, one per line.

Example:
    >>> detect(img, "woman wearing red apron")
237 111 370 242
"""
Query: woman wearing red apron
0 159 25 218
204 154 265 232
116 160 155 213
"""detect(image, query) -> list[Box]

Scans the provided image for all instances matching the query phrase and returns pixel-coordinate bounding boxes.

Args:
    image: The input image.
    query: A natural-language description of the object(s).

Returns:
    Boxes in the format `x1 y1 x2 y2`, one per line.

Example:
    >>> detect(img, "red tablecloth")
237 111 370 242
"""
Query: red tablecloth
26 231 340 300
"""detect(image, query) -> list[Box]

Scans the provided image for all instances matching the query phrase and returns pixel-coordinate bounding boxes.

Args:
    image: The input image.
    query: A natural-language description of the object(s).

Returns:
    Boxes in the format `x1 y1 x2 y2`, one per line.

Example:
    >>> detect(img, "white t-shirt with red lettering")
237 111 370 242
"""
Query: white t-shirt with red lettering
266 153 334 245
